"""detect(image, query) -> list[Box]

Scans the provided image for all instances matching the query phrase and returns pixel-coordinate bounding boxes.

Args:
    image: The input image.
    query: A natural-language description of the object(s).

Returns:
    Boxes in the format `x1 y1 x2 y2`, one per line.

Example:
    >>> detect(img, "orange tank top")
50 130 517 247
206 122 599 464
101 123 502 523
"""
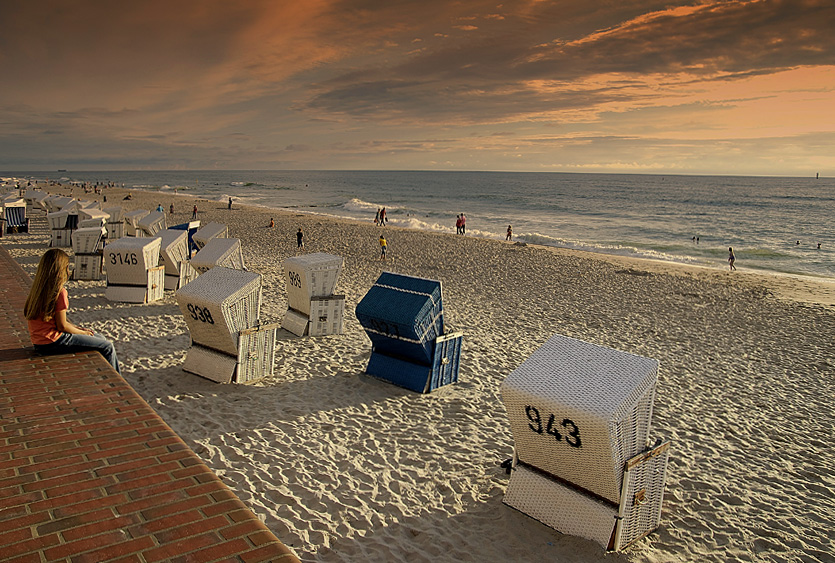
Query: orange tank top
28 288 68 345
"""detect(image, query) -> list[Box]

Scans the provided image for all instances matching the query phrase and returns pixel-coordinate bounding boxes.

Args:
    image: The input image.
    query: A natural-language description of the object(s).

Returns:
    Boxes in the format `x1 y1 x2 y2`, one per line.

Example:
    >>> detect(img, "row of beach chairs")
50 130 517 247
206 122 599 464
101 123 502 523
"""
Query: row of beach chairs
1 188 671 551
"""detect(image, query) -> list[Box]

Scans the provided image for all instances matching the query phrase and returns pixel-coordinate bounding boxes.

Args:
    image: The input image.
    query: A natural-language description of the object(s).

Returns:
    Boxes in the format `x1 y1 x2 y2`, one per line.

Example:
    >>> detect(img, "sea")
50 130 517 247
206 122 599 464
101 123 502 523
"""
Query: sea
4 170 834 280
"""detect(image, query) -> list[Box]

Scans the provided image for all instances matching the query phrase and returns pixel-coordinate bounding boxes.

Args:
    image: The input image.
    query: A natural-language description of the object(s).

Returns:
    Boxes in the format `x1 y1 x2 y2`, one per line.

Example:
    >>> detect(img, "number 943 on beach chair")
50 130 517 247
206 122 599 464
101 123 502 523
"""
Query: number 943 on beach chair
175 266 278 384
500 334 671 551
355 272 463 393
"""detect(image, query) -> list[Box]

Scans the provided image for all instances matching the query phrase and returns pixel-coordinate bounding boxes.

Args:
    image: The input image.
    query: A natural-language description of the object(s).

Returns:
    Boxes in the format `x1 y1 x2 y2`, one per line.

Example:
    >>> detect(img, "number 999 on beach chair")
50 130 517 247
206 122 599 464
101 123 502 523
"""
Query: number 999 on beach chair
355 272 463 393
500 334 671 551
281 253 345 337
175 267 278 384
104 237 164 303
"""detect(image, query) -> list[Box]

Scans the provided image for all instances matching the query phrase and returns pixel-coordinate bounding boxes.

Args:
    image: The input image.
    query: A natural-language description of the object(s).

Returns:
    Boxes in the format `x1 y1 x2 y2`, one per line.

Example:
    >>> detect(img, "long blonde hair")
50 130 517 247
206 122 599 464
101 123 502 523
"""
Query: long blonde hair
24 249 70 321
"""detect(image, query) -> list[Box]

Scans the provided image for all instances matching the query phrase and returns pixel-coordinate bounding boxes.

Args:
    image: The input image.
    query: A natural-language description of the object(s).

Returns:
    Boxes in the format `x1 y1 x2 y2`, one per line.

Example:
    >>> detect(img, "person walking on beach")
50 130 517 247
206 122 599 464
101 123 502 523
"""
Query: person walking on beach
169 203 174 214
228 197 233 210
506 225 512 241
296 227 304 249
192 204 198 220
455 215 462 234
380 207 387 225
375 208 380 225
24 249 121 374
460 213 467 235
379 235 387 260
269 218 274 228
728 247 736 271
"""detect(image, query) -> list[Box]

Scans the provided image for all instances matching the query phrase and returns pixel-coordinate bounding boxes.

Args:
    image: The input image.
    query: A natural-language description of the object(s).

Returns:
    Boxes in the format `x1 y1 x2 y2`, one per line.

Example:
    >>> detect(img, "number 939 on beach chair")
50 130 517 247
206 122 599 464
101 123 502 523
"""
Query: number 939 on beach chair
104 237 164 303
281 253 345 337
355 272 463 393
175 266 278 384
500 334 671 551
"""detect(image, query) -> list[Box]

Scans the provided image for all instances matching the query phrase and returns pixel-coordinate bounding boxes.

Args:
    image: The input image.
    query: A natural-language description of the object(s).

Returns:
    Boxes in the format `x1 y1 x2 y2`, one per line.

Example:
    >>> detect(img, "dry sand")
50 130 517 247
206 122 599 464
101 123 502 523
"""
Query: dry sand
4 184 834 563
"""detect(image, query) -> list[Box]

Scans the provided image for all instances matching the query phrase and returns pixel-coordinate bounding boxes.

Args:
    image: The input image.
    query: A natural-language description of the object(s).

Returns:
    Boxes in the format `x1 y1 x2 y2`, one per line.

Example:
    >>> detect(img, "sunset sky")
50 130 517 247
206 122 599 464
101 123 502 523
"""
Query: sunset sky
2 0 834 175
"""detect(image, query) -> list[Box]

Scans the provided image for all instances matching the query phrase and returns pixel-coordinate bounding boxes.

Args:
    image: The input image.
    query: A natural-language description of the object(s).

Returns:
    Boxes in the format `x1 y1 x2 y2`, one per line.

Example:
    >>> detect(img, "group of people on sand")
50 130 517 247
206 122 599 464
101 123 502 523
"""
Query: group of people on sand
375 207 388 226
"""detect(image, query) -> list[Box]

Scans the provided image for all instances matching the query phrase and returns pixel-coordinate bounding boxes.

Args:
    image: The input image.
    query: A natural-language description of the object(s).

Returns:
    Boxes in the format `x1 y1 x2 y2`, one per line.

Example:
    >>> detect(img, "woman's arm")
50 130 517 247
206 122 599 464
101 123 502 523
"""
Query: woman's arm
54 309 94 336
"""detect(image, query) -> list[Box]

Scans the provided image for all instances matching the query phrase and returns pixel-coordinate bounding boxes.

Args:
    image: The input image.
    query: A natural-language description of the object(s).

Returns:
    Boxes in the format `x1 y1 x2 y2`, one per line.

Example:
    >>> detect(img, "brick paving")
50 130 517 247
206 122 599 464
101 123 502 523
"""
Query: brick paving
0 244 300 562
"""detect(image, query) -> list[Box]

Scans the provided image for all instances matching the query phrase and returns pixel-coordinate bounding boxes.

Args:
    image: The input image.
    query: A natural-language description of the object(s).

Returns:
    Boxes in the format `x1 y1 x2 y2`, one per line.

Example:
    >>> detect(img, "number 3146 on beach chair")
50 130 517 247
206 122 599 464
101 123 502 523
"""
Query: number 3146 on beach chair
355 272 463 393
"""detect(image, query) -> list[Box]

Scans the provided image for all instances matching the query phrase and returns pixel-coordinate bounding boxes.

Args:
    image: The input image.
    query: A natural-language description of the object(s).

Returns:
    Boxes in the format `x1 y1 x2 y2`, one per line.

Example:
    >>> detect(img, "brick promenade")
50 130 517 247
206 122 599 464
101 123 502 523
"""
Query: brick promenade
0 244 300 562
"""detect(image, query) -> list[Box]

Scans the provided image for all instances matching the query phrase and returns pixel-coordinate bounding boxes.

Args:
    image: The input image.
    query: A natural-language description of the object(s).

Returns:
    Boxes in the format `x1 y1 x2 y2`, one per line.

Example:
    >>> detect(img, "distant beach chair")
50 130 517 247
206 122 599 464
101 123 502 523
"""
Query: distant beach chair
500 334 671 551
189 237 245 274
104 237 164 303
78 207 109 229
193 221 228 250
355 272 463 393
123 209 150 237
170 220 201 255
47 208 79 247
44 195 74 213
137 210 166 237
281 253 345 337
175 266 278 384
103 206 125 240
71 226 107 280
1 198 29 237
156 228 197 290
23 189 49 211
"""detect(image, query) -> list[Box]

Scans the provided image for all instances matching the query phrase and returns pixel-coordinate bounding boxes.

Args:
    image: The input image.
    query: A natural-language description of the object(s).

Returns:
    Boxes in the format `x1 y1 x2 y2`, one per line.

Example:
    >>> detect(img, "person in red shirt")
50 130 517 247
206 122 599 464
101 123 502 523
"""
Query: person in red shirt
24 249 121 373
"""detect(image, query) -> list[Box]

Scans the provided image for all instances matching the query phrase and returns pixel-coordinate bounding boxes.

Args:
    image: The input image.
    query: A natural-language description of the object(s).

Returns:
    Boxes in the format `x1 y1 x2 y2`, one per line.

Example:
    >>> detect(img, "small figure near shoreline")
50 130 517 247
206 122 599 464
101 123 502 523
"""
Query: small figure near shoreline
506 225 512 241
728 247 736 271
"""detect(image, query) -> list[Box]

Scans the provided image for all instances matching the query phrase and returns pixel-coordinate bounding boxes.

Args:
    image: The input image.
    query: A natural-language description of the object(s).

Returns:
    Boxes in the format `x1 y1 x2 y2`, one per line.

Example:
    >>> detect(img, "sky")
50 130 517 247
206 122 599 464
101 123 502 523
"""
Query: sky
1 0 834 175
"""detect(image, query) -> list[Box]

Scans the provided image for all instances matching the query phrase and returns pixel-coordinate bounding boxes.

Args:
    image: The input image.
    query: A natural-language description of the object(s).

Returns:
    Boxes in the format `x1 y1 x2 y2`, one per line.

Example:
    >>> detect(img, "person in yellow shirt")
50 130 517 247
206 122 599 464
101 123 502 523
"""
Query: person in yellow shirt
379 235 387 260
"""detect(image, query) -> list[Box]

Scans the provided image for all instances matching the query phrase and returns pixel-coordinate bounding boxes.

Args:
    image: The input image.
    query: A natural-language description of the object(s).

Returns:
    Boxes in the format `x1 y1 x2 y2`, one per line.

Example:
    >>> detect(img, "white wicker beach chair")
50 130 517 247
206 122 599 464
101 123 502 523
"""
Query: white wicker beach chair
176 267 278 384
500 334 670 551
103 206 125 240
78 208 109 229
104 237 164 303
44 196 74 213
23 189 49 211
71 226 106 255
123 209 149 236
192 221 228 250
189 237 245 273
137 210 166 237
156 229 191 290
47 209 79 247
281 253 345 336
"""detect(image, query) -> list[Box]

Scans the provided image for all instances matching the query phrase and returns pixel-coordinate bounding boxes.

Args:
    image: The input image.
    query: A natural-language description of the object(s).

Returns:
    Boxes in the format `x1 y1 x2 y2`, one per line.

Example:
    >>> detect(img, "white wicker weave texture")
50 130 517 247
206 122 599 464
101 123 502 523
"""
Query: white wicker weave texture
104 237 162 285
190 238 245 273
138 211 166 236
501 334 658 504
157 229 189 275
283 253 343 315
193 222 228 249
175 266 262 356
72 255 103 281
71 227 106 254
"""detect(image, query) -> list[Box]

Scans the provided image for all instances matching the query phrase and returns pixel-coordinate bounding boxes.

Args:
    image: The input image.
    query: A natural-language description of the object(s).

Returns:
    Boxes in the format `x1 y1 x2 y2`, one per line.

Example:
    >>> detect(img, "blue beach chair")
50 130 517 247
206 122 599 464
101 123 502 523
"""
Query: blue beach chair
170 220 201 255
356 272 463 393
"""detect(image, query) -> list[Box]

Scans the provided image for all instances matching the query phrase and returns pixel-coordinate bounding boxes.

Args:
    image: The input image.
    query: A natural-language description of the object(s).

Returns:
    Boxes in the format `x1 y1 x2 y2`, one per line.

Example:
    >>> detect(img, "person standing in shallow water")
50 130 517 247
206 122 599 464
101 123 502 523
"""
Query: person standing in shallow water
24 249 121 374
728 247 736 271
506 225 512 241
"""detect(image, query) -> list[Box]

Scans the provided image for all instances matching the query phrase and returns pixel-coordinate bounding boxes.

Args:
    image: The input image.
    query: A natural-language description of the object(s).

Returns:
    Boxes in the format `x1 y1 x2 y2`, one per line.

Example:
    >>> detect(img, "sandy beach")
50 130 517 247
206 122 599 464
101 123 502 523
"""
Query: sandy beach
4 184 833 563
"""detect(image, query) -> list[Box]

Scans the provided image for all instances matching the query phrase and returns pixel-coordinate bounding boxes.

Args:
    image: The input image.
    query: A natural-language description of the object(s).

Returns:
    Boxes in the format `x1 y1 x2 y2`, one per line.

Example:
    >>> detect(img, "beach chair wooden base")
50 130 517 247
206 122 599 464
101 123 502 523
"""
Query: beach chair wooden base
282 308 309 337
105 266 164 303
365 331 463 393
503 441 670 551
73 255 103 281
164 274 180 291
50 229 73 247
182 324 278 384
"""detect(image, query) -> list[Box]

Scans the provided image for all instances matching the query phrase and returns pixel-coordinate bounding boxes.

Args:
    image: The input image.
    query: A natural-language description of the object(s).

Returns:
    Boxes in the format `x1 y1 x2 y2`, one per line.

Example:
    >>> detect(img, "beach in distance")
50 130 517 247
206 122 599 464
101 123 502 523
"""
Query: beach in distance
4 183 834 563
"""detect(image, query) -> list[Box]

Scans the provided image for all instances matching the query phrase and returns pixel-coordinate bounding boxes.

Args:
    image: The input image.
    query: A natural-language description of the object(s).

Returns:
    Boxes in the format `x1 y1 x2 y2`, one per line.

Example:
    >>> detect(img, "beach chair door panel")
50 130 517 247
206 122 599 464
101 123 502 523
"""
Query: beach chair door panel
431 332 463 390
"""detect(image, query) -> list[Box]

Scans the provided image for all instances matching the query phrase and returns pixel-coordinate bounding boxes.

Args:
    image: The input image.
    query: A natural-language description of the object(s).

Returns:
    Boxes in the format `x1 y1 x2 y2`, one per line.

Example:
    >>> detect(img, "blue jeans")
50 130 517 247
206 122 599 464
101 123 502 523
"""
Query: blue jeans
34 332 121 375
